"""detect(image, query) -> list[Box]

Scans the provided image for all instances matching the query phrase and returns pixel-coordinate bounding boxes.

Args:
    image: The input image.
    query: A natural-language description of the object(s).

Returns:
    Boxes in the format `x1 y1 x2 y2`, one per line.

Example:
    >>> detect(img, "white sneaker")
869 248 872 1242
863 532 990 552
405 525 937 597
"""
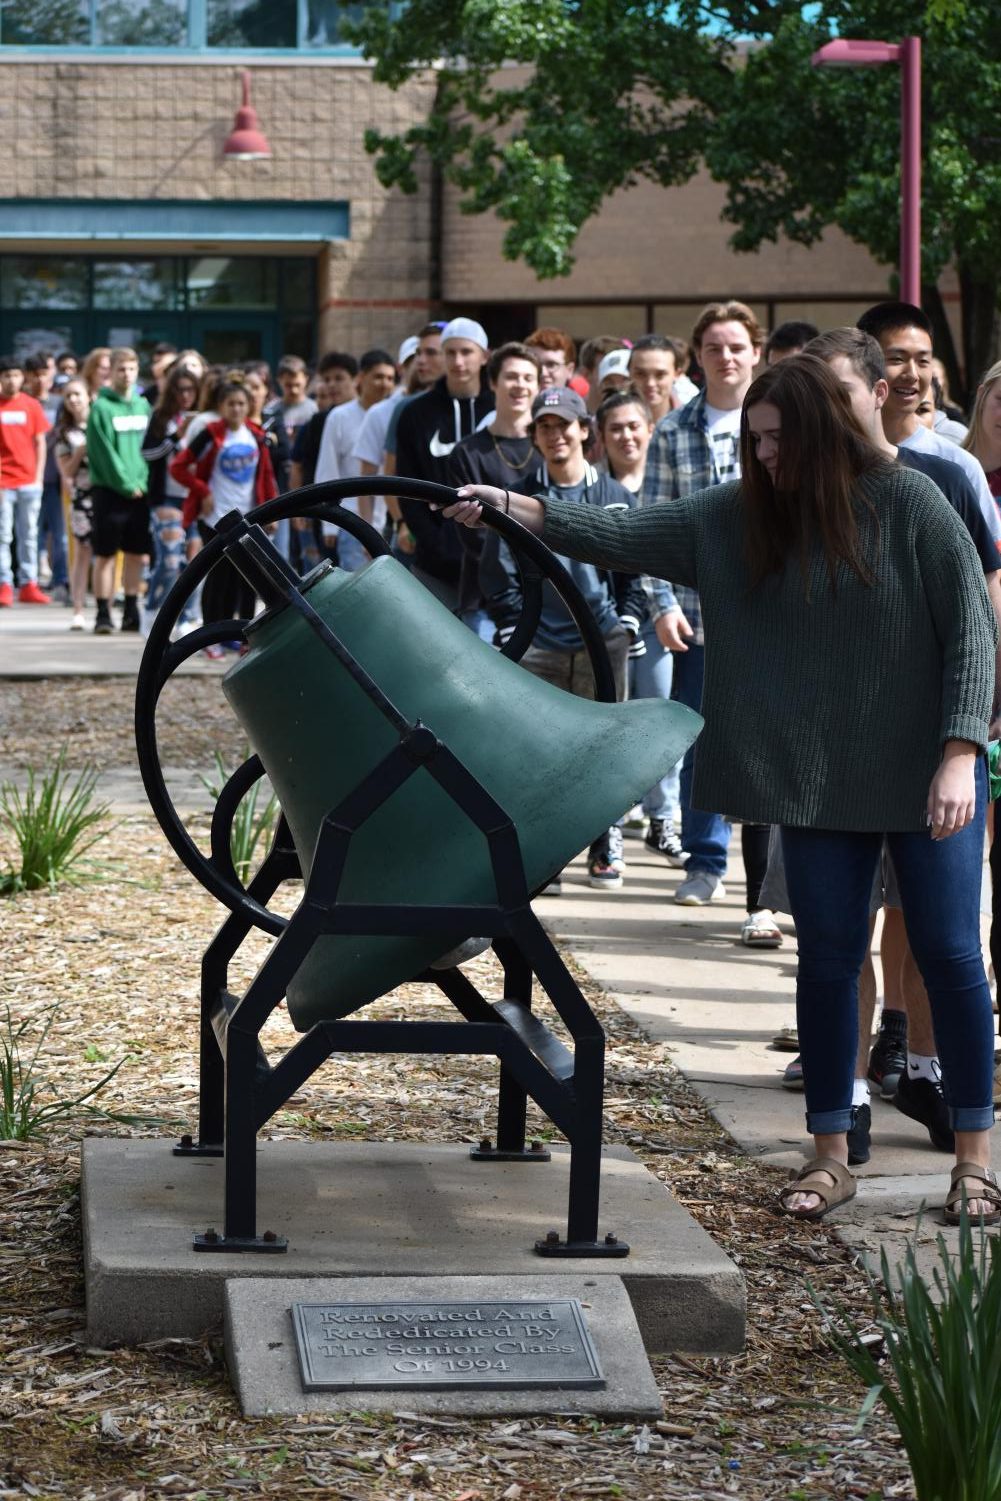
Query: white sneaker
70 612 86 631
674 872 726 905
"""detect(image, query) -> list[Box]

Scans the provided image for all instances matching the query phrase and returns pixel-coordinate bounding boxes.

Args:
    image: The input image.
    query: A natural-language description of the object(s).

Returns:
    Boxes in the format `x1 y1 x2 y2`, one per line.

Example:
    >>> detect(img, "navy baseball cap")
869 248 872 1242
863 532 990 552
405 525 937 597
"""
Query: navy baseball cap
530 386 589 423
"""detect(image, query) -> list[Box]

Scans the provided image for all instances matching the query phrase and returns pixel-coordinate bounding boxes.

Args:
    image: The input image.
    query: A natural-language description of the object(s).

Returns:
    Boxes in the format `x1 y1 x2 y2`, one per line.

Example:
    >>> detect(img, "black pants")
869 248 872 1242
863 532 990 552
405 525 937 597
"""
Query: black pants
198 519 257 627
742 823 771 913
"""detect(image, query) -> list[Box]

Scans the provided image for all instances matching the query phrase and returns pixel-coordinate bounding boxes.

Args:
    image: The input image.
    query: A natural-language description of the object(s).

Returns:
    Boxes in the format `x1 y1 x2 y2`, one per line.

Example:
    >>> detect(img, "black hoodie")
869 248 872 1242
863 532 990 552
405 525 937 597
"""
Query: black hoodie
396 375 494 585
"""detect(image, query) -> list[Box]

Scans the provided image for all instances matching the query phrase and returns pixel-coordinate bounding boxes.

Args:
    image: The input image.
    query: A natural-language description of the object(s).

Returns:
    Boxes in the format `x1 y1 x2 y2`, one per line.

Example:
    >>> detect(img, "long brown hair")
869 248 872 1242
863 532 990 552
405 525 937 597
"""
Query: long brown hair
740 354 892 595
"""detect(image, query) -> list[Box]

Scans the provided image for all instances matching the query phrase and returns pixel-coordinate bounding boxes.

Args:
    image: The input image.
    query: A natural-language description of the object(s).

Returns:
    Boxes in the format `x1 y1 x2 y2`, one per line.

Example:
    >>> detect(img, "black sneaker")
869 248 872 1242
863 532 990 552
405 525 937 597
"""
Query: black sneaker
893 1070 954 1153
644 816 667 851
644 817 689 867
94 613 113 636
847 1102 871 1166
867 1014 908 1099
120 607 141 633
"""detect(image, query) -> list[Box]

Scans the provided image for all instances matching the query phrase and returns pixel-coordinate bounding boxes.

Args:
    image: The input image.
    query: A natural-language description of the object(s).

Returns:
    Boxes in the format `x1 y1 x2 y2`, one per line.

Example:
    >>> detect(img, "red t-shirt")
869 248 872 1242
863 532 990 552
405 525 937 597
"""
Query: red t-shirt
0 393 50 488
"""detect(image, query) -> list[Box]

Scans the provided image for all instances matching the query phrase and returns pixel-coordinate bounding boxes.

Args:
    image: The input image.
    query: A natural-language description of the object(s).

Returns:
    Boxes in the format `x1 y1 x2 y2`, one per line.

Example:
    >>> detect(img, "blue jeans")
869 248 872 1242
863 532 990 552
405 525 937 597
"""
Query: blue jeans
336 528 370 574
671 642 730 875
630 621 680 821
37 479 68 587
0 484 43 587
781 758 994 1136
462 606 495 644
146 505 198 624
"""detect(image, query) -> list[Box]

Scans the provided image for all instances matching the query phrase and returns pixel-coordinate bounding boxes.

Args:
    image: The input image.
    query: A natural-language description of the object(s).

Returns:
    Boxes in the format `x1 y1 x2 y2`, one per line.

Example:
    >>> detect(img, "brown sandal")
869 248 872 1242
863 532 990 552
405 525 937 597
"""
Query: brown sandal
776 1157 856 1222
943 1162 1001 1226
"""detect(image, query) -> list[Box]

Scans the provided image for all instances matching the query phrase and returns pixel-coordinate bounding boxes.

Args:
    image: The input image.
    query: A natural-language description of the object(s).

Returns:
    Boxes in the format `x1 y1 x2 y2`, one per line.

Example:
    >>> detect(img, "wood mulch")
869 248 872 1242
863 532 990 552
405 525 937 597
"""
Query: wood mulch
0 679 247 772
0 681 911 1500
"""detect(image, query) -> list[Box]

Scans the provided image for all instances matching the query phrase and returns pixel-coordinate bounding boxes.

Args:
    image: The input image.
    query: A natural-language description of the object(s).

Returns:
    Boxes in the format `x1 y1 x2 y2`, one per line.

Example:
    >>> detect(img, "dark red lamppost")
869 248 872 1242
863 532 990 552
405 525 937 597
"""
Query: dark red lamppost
812 37 922 304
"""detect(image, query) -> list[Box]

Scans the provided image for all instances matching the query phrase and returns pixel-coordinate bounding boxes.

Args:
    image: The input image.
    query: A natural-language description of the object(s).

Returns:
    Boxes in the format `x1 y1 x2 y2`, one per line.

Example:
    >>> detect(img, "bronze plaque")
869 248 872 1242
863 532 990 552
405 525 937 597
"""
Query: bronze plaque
291 1298 604 1391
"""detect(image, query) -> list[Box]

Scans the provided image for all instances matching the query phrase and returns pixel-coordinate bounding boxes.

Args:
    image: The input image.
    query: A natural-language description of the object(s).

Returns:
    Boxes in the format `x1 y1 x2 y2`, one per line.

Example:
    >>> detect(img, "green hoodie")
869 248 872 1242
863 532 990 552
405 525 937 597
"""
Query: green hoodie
86 386 151 497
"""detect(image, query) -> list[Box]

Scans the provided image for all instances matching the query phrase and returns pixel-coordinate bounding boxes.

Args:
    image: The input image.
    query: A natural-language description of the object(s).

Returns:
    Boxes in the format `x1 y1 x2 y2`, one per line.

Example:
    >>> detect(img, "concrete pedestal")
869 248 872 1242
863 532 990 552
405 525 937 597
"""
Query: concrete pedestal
82 1138 744 1353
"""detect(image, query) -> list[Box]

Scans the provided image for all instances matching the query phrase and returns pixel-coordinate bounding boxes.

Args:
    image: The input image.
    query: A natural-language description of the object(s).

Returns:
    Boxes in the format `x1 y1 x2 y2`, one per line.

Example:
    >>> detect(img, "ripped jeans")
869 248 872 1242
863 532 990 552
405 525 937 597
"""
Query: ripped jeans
146 504 199 624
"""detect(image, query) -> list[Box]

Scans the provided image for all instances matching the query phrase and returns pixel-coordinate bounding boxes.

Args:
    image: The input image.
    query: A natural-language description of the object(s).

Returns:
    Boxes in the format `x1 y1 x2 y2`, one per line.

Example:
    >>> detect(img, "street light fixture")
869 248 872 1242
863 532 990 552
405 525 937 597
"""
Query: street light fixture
811 36 922 304
223 70 273 163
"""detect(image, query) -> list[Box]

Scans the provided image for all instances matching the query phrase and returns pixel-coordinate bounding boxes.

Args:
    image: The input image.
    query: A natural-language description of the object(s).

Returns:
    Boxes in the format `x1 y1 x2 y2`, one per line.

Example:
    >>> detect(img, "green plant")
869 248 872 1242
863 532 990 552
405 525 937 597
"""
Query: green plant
820 1217 1001 1501
0 1005 132 1141
0 752 110 894
200 751 279 885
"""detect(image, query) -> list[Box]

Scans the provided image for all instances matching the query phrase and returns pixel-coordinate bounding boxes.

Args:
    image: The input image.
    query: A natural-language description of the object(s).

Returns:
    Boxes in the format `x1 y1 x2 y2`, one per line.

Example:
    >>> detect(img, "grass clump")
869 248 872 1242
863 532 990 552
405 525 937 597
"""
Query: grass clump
201 749 279 885
822 1215 1001 1501
0 751 110 895
0 1005 132 1141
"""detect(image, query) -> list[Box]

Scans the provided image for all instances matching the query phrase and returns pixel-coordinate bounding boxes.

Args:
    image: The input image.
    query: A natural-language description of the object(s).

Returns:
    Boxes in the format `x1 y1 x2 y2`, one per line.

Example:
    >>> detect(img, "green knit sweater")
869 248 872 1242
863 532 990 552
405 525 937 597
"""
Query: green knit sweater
540 467 997 831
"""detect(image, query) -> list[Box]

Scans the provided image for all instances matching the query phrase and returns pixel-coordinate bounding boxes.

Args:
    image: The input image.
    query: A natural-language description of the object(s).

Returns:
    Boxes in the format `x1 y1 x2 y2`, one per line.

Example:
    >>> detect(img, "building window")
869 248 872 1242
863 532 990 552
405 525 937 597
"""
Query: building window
0 0 388 48
1 256 88 309
186 256 277 308
0 254 317 371
95 0 187 46
93 259 182 311
206 0 297 49
0 1 89 46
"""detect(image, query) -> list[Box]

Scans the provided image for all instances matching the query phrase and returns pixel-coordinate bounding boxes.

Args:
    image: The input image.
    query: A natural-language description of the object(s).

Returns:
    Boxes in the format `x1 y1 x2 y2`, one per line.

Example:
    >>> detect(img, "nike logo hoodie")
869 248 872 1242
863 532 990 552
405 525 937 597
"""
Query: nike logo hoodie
395 374 495 584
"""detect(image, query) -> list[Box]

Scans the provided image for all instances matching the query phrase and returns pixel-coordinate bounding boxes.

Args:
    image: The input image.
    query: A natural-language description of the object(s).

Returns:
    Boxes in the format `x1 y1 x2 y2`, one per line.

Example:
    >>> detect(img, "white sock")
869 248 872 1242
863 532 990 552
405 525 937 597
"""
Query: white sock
852 1078 870 1106
907 1052 941 1084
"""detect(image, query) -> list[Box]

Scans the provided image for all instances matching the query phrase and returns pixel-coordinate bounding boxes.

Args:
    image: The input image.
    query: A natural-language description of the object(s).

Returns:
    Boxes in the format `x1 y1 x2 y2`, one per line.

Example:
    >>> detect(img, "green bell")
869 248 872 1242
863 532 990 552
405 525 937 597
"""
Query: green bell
222 556 701 1030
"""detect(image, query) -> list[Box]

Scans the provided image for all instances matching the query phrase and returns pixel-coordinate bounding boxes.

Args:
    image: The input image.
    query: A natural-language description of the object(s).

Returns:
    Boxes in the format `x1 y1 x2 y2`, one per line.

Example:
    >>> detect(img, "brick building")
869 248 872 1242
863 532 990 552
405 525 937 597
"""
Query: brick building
0 9 897 370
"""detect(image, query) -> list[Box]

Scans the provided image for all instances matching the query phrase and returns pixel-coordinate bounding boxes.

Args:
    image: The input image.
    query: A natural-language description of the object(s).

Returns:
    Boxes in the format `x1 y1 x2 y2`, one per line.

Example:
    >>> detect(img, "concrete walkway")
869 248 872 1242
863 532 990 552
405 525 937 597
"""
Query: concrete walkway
4 603 994 1278
0 597 222 676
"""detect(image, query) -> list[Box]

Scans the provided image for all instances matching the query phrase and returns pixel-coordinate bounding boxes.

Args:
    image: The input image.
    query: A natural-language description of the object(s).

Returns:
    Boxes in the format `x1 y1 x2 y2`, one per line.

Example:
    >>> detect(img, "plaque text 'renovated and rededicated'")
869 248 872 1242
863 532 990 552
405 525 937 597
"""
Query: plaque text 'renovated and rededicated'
291 1299 605 1391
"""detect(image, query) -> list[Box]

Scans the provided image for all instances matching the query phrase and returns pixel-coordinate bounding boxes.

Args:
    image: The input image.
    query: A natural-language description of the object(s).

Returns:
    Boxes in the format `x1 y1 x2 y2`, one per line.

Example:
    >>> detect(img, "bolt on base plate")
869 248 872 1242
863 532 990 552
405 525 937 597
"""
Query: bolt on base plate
173 1134 225 1158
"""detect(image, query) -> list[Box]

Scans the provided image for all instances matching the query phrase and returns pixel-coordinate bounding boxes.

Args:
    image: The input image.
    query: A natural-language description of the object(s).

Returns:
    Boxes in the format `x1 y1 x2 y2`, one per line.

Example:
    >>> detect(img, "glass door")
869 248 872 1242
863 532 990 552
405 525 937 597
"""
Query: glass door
189 313 277 371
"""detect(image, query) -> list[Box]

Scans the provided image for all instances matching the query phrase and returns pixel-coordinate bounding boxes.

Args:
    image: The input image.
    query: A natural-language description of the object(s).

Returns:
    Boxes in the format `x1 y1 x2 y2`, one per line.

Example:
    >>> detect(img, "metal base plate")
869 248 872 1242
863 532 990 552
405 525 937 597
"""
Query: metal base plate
534 1236 630 1258
469 1142 551 1163
193 1232 288 1253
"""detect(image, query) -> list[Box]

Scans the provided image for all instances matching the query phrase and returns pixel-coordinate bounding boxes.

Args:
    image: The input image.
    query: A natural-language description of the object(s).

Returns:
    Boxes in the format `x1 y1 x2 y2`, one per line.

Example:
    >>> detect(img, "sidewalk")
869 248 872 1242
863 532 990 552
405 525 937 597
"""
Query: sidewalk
3 603 994 1278
0 597 222 677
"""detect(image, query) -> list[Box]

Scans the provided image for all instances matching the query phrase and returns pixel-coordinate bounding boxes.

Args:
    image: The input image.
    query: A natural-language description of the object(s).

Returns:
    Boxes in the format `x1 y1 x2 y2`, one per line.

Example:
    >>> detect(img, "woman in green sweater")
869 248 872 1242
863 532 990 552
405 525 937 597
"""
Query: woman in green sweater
436 354 999 1223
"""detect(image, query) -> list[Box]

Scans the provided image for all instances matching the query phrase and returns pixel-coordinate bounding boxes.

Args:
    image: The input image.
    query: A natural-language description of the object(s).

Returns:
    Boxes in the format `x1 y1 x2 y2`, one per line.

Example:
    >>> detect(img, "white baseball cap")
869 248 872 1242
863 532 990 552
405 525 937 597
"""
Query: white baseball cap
440 317 489 351
397 335 419 365
597 348 632 385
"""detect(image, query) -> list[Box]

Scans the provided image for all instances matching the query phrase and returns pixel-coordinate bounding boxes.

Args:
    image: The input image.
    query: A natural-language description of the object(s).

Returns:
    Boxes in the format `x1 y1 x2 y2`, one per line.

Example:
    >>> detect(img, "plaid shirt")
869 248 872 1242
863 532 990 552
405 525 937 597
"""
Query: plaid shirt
640 389 741 646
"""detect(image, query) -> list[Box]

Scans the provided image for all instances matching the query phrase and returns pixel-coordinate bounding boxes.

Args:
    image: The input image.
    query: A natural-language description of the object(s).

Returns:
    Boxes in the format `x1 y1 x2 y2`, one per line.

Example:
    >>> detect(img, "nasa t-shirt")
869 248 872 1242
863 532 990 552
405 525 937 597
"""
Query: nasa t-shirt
207 425 258 525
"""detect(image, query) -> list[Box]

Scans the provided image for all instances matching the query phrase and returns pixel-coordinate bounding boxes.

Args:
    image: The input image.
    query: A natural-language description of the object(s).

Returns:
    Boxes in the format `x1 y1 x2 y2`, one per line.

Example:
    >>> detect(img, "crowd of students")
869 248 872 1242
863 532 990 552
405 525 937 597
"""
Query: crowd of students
429 302 1001 1226
3 300 1001 1222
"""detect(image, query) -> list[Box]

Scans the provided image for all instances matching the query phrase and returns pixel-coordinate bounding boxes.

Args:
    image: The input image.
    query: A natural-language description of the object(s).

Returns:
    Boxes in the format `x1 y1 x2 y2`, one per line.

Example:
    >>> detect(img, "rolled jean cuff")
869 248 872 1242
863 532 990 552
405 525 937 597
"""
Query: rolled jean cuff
949 1105 996 1132
805 1108 854 1135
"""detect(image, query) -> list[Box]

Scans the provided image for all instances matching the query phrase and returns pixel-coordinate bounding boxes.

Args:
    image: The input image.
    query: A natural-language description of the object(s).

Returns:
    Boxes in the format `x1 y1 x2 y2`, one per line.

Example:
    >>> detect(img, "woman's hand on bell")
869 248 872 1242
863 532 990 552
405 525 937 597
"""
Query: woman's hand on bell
430 484 504 527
